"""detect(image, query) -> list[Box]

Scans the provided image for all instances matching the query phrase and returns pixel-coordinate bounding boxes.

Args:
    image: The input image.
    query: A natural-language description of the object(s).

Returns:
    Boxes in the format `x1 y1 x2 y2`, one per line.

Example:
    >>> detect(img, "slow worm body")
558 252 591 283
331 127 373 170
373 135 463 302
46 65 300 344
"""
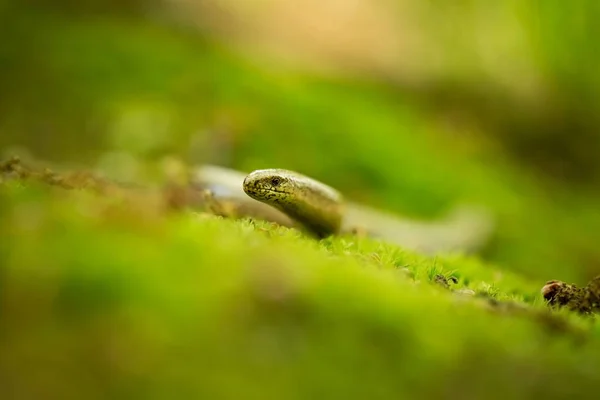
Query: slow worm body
193 165 495 254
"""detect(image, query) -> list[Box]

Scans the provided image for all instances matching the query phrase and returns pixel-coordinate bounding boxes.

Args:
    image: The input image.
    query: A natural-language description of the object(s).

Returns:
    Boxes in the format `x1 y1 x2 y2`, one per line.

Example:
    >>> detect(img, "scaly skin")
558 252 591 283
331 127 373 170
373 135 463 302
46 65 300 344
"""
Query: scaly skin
194 164 495 254
243 169 344 238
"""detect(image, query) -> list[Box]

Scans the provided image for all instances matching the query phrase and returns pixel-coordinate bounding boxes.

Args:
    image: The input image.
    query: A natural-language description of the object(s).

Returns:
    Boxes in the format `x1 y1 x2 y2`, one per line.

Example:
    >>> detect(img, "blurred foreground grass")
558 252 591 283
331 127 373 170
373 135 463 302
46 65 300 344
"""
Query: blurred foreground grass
2 178 600 399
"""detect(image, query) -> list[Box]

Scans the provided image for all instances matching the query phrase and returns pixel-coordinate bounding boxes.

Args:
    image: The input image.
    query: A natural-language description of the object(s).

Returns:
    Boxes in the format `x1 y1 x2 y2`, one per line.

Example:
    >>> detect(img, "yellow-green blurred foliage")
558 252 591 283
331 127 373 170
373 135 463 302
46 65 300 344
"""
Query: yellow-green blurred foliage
2 181 600 399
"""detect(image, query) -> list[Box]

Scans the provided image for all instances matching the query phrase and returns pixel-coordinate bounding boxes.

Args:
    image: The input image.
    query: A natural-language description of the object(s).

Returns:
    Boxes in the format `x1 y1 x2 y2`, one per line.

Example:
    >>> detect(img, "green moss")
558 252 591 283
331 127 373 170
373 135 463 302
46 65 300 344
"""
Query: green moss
2 175 600 399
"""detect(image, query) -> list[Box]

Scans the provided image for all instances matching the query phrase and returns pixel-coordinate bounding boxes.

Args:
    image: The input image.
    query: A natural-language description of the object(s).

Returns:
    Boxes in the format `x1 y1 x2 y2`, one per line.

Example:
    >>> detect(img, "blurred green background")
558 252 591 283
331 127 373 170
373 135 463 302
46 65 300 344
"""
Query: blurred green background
4 0 600 282
4 1 600 275
4 1 600 398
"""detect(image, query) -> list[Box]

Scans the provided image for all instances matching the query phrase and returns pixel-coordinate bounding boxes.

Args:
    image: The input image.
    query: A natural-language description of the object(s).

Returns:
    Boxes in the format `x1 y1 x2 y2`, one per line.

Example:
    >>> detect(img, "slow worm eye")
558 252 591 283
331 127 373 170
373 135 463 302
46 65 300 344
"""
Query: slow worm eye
271 177 281 186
